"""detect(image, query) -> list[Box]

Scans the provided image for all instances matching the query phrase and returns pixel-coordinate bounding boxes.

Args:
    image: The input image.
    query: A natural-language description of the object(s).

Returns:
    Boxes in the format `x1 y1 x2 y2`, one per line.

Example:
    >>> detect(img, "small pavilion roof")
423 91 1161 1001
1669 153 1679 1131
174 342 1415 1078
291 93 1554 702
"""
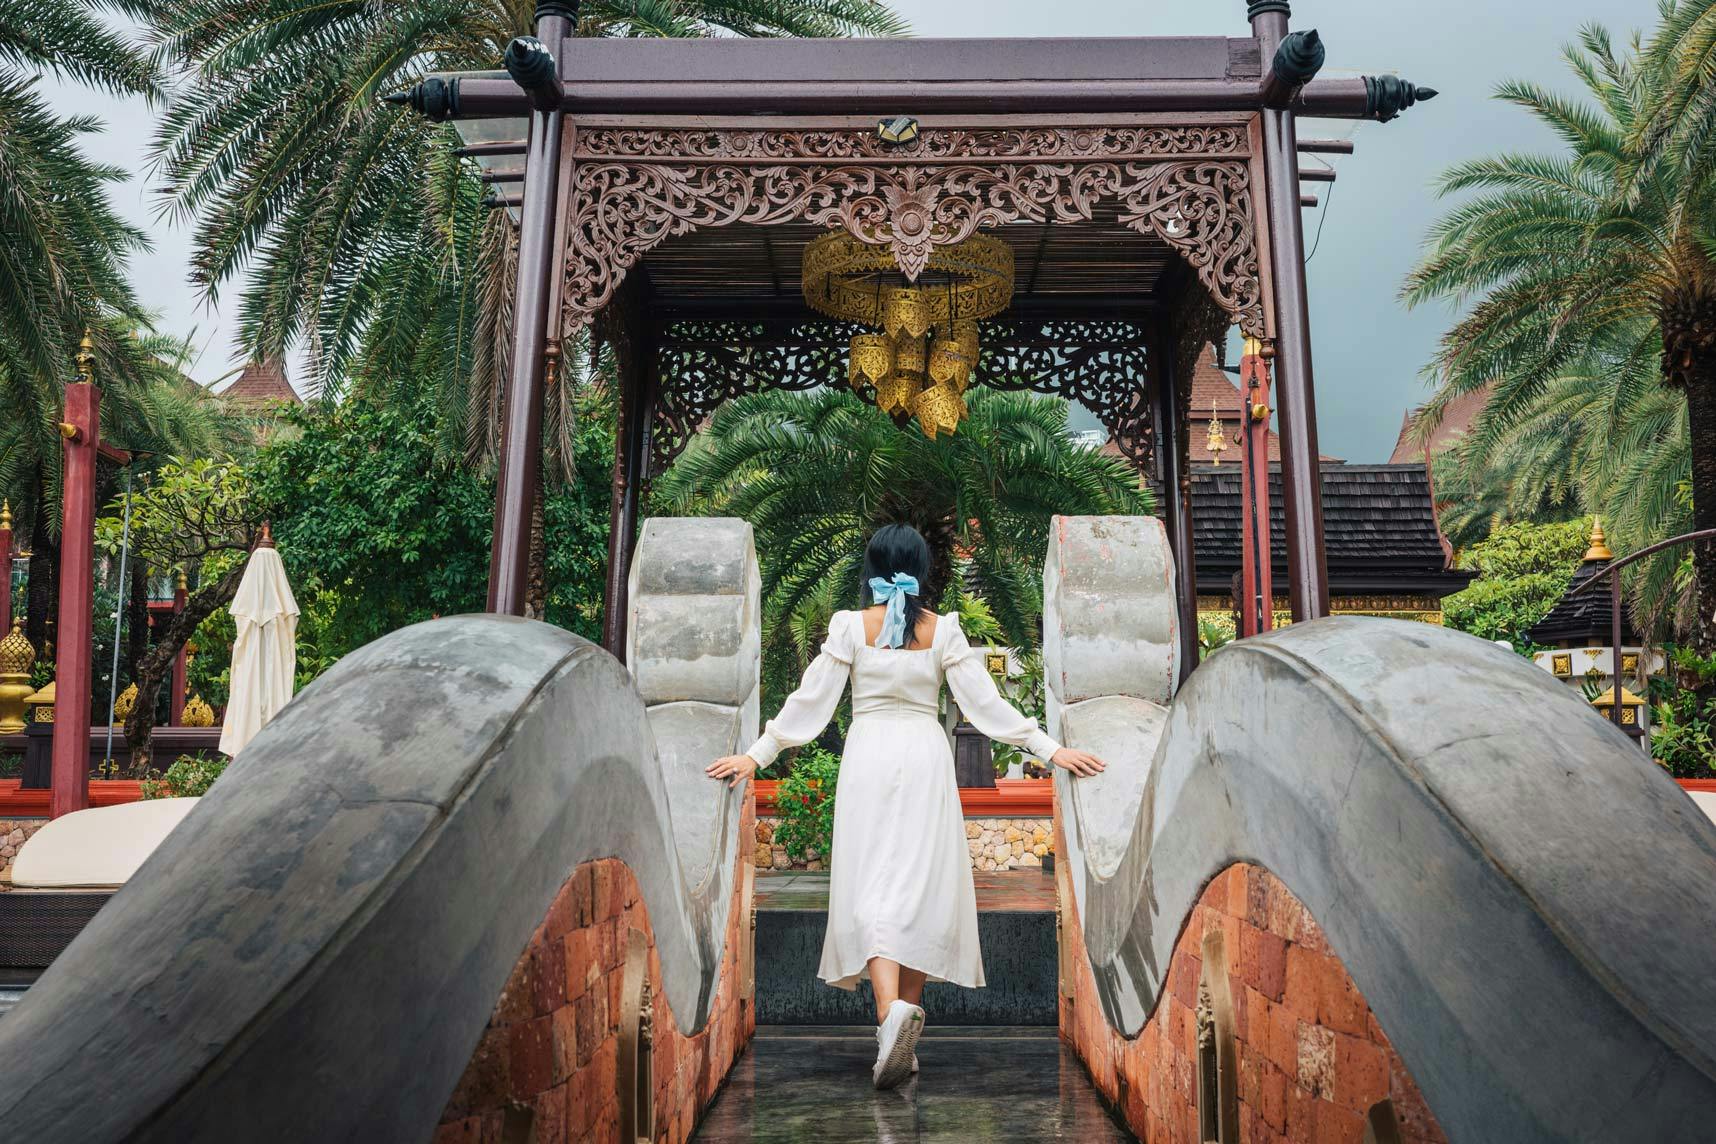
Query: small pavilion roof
221 358 301 409
1526 523 1637 647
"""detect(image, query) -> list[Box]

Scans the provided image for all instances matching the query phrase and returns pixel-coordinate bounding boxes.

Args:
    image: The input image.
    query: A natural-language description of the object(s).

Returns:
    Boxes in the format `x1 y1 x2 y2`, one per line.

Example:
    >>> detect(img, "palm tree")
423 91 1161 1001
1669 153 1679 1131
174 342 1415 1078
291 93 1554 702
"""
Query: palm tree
652 387 1152 663
147 0 908 405
1403 23 1716 651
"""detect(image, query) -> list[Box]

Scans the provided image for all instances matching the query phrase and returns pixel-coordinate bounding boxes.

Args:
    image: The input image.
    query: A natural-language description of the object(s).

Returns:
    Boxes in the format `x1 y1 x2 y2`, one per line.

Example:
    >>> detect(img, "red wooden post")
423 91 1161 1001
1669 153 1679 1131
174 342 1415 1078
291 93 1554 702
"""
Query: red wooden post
170 569 188 725
0 500 12 637
51 336 100 819
1238 340 1275 636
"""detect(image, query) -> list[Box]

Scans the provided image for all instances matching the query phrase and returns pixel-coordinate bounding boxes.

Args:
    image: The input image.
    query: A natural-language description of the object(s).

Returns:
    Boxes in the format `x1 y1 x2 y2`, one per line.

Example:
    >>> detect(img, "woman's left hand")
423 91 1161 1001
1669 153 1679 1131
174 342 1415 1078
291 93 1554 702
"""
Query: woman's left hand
1050 747 1106 777
706 754 759 788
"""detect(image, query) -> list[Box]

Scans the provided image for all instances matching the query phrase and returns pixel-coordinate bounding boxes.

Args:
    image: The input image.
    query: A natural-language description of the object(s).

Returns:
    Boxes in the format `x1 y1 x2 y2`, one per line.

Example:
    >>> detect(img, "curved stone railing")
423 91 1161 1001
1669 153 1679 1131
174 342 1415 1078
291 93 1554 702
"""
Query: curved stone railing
1047 516 1716 1142
0 519 758 1143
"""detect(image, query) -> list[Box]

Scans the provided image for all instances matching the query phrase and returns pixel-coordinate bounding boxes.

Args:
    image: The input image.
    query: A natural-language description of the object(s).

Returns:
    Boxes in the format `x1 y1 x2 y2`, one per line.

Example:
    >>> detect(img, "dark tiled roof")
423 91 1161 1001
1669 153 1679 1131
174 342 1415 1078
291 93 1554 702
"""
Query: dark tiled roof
222 358 300 408
1183 462 1473 598
1525 560 1637 646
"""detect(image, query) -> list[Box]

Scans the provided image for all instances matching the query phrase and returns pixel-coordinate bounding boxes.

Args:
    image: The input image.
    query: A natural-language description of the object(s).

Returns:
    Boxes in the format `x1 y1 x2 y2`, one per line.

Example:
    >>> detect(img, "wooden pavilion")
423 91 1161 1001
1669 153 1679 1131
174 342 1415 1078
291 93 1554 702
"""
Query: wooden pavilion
390 2 1439 677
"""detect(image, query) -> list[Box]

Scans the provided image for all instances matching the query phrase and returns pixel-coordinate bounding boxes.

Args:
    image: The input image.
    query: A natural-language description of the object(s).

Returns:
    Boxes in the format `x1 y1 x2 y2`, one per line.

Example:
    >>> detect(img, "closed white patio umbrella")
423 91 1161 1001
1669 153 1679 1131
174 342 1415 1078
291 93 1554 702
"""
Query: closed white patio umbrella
219 526 299 758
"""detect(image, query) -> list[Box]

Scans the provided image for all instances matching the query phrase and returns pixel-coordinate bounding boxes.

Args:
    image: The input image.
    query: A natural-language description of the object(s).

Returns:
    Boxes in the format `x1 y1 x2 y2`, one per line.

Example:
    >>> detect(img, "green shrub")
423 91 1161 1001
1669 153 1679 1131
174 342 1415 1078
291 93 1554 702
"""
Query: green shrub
140 752 229 799
772 746 840 863
1650 649 1716 778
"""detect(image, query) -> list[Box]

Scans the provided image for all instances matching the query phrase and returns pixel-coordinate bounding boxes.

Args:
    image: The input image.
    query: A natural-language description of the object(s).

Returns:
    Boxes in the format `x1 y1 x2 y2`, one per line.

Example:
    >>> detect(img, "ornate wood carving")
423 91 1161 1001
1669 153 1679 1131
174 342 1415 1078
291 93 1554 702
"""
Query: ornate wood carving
652 315 1153 475
563 124 1265 337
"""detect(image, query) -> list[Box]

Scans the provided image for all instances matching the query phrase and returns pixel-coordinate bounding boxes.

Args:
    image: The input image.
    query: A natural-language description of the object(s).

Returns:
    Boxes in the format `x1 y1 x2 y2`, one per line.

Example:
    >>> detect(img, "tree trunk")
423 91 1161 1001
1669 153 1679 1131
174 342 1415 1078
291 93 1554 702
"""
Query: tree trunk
525 477 547 621
25 499 56 654
126 559 149 694
1663 301 1716 659
124 562 246 776
1685 359 1716 659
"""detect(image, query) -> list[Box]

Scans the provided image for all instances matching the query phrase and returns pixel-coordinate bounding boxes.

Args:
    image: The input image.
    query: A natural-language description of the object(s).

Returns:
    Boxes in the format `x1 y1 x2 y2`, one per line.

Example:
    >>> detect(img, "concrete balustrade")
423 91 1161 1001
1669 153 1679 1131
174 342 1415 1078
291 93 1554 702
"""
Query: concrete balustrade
1044 514 1716 1142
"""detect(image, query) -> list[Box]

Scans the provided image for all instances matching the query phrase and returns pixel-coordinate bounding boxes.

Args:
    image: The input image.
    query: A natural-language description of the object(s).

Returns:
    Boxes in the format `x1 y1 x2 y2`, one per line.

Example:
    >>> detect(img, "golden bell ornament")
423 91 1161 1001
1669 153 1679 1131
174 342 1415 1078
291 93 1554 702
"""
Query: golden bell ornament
892 336 928 380
875 373 922 417
848 333 894 388
928 335 975 391
880 288 934 342
911 382 967 439
0 621 35 734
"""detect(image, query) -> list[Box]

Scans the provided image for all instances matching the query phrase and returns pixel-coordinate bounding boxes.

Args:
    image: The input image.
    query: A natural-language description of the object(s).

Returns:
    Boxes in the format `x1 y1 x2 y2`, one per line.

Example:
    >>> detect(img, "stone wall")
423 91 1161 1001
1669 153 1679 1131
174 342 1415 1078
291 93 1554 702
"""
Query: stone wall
0 819 44 886
438 800 756 1144
753 816 1051 872
1059 857 1447 1144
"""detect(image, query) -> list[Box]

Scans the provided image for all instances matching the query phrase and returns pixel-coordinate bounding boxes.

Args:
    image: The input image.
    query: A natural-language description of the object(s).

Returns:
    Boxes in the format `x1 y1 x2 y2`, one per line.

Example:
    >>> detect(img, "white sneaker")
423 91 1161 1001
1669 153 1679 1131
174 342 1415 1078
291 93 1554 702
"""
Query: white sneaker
873 1000 925 1089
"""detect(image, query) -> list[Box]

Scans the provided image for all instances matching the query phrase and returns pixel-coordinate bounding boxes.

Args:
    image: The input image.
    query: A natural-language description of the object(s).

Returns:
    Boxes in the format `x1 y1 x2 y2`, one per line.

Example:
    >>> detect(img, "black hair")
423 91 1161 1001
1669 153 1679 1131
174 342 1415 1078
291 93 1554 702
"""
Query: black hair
861 523 932 648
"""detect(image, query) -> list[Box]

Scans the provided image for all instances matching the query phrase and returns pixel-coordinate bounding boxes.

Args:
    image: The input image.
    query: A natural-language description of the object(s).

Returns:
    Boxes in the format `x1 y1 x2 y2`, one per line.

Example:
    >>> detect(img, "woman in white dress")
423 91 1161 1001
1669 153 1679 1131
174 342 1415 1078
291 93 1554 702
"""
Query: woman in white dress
707 524 1105 1089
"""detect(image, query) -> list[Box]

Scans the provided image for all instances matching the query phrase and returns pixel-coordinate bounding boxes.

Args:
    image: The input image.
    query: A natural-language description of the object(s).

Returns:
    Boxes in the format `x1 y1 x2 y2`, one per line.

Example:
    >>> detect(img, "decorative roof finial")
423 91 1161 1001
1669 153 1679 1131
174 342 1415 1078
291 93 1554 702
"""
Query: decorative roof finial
1583 517 1613 563
1206 401 1229 465
75 329 96 384
1 500 10 531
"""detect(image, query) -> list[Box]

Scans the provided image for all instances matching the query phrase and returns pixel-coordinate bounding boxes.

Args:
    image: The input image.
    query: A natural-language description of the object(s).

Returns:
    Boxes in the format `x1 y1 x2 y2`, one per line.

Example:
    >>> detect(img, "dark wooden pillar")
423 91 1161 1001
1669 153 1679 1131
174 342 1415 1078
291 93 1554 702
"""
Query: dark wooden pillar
486 4 574 616
1151 319 1200 688
51 353 99 819
1252 1 1331 621
601 301 658 657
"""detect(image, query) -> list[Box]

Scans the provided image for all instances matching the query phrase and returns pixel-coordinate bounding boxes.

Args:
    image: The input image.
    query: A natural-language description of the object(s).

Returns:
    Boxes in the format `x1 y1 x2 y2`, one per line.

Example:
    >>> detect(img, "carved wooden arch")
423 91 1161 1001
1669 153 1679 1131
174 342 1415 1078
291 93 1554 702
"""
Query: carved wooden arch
558 118 1271 341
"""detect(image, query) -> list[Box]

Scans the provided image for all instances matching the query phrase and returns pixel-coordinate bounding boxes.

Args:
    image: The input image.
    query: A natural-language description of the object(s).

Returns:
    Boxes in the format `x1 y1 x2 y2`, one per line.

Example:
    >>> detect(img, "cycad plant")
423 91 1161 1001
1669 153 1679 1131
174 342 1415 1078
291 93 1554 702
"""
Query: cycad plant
1404 22 1716 651
653 387 1151 703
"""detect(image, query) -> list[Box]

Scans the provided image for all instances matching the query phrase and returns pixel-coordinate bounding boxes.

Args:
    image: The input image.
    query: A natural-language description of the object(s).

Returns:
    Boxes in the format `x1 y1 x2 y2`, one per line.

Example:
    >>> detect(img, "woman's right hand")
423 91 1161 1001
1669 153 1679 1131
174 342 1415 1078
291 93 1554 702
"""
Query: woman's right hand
1050 747 1106 777
706 754 759 788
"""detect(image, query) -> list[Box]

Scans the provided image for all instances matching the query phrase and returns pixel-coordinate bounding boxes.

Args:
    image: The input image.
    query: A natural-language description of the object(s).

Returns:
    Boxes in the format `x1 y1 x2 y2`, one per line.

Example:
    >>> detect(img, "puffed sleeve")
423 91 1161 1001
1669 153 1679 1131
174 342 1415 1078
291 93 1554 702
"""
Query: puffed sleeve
942 617 1062 761
743 613 855 769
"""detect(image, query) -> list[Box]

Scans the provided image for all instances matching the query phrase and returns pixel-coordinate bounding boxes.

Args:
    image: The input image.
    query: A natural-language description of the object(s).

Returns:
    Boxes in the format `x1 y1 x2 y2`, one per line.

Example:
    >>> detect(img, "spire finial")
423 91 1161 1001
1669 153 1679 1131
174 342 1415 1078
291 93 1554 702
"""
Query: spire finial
1583 517 1613 562
1 500 10 530
75 329 96 384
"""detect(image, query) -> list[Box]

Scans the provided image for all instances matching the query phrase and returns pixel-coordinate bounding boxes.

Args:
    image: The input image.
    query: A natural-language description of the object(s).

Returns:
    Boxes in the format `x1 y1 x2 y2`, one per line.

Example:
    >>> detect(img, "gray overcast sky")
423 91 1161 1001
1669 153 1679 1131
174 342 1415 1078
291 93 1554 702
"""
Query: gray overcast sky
53 0 1659 459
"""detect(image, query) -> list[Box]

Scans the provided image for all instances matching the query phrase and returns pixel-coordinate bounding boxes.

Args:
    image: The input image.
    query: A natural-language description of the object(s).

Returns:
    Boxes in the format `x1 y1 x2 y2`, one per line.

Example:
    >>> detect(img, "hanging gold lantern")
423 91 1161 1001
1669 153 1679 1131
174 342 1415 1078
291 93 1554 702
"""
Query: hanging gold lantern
911 382 967 439
848 333 894 389
875 373 921 416
892 335 927 380
928 334 975 392
880 287 934 342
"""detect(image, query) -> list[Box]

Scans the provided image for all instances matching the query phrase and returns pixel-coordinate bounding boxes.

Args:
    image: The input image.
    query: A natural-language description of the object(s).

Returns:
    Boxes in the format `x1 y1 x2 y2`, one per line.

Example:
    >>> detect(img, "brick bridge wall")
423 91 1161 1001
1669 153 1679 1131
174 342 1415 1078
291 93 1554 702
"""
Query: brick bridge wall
437 800 756 1144
1059 854 1448 1144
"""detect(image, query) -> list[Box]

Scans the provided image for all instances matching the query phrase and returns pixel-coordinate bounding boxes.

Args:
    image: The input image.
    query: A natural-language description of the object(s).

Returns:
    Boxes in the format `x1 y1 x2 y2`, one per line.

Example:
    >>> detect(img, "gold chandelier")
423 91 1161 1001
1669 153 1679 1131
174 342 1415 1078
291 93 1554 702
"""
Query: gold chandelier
801 231 1014 438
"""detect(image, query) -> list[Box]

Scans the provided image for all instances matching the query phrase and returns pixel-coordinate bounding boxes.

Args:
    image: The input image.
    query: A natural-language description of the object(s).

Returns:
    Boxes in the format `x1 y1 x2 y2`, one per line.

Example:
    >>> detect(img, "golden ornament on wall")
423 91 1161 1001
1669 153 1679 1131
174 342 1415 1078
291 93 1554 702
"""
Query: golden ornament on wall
182 694 215 727
24 678 55 724
113 682 138 723
802 230 1014 439
0 621 35 734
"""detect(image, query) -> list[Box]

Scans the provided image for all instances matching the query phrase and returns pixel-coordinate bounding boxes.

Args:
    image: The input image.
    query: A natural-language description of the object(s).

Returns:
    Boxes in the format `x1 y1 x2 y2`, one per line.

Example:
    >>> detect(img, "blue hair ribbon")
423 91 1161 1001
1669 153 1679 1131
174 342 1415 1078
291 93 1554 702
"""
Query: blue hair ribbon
868 573 920 648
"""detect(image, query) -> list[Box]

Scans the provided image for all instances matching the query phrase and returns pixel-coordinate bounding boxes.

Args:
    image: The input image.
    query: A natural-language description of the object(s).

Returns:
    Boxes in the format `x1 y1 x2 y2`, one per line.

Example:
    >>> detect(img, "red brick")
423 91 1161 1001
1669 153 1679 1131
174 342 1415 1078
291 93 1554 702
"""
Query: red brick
1245 867 1271 928
1230 972 1250 1042
494 949 536 1027
574 991 605 1067
1240 927 1289 1001
1258 1060 1289 1133
532 943 567 1015
444 1026 509 1118
533 1083 567 1143
1286 1081 1316 1141
508 1015 553 1101
1317 1099 1367 1144
1296 1023 1336 1100
1389 1052 1449 1143
542 882 575 943
1333 1032 1390 1111
1224 866 1250 919
570 865 596 928
1319 963 1368 1038
1267 1000 1299 1077
551 1006 577 1085
564 928 599 1001
1282 945 1323 1023
1169 949 1201 1011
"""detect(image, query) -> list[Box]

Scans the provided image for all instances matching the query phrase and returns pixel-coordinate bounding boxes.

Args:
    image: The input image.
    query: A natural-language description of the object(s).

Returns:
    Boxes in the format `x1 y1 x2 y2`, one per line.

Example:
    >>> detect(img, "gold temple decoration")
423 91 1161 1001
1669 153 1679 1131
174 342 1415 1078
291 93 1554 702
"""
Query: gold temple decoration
24 678 55 724
113 682 138 724
1591 684 1646 728
74 329 96 384
181 694 215 727
1205 401 1229 464
802 231 1014 437
0 621 36 734
1 499 11 531
1583 517 1614 563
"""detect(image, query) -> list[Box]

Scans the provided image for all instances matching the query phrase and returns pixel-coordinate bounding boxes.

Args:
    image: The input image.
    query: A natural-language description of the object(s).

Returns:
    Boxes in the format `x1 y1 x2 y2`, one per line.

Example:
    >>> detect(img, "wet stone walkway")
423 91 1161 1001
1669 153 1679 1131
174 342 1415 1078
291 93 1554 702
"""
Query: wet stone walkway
692 1026 1137 1143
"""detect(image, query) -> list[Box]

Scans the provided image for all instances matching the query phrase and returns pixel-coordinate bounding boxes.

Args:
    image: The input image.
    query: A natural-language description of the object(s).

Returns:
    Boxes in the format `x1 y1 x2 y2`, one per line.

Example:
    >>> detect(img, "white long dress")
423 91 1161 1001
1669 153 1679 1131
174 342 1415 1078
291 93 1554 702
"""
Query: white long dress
745 610 1062 990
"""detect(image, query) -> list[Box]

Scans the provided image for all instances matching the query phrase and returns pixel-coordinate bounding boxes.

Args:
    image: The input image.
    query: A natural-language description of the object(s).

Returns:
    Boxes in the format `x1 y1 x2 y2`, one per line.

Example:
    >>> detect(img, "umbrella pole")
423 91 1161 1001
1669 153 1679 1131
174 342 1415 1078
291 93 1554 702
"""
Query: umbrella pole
104 466 133 774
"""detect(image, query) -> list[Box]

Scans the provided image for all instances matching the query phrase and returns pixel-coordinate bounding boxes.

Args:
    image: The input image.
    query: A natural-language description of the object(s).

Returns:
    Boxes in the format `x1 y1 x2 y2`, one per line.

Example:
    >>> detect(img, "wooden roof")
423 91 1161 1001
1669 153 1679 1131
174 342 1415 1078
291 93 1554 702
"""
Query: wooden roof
1186 462 1472 599
1526 559 1637 647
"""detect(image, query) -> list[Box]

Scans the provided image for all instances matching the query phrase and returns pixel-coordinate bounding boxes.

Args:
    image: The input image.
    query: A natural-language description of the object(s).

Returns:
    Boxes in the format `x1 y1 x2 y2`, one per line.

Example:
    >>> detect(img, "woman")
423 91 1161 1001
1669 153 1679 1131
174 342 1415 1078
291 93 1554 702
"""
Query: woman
707 524 1105 1089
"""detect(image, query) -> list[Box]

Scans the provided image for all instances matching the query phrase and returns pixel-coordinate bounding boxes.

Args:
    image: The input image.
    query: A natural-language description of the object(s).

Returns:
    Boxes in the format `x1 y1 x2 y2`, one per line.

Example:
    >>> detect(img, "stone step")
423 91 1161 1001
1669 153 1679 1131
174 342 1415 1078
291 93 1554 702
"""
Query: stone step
754 871 1058 1026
